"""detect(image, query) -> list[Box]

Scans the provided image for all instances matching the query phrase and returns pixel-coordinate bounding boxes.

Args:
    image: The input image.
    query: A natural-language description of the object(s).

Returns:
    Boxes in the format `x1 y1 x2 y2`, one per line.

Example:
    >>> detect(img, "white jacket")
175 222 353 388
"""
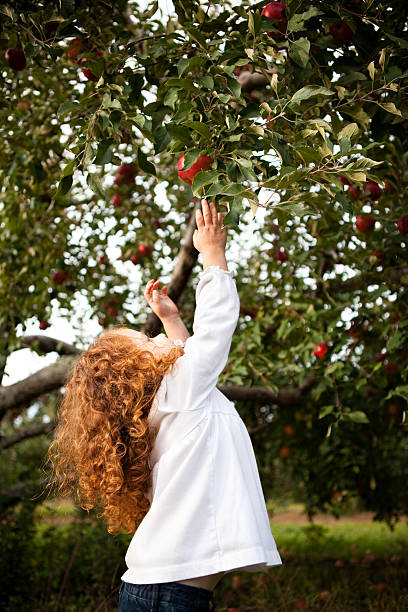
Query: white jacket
121 266 282 584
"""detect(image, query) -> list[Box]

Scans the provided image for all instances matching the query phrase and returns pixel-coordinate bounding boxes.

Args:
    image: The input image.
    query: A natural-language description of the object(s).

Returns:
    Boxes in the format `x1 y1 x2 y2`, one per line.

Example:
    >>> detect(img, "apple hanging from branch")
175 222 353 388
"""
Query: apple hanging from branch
177 153 213 185
355 215 375 233
261 2 287 37
5 48 27 71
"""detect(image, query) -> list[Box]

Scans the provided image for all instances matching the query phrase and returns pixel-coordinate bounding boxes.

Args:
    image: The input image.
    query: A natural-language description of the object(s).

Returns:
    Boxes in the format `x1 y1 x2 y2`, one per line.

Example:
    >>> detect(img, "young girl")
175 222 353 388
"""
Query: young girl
48 200 281 612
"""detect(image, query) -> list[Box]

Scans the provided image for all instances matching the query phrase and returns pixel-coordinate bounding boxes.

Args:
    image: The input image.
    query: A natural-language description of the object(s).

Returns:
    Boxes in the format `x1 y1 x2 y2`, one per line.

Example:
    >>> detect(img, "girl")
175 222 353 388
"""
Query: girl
48 200 281 612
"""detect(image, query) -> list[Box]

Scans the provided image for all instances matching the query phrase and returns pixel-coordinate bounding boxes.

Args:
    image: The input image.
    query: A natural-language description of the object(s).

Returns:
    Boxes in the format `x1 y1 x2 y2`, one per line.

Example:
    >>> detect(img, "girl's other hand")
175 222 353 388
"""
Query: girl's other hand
144 280 180 321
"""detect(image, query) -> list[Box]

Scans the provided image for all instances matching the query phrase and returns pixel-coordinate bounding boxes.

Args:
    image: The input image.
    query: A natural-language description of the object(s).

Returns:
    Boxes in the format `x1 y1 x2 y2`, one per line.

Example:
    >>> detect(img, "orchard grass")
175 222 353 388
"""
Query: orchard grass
28 499 408 611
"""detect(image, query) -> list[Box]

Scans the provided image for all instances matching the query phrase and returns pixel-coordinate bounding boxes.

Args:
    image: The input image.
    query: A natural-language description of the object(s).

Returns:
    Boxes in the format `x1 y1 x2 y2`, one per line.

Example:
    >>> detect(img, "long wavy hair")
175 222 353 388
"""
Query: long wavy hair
47 326 185 535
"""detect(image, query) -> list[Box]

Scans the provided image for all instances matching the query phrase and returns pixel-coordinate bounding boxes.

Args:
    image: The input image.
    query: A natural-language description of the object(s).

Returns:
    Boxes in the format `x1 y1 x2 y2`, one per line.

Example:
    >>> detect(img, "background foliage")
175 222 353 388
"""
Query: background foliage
0 0 407 571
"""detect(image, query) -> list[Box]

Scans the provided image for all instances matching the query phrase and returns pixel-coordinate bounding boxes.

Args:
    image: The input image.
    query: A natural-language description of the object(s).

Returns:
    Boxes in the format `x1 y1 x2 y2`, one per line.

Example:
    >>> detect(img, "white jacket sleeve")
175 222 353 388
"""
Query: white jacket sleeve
163 265 240 412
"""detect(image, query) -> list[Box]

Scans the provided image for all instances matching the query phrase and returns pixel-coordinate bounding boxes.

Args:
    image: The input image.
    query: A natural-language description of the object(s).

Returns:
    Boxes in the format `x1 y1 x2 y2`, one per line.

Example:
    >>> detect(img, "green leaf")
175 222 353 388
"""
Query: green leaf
290 86 334 105
177 57 189 77
386 331 404 354
164 88 178 109
377 102 402 117
166 123 191 142
137 149 156 175
127 73 144 104
385 385 408 401
57 101 79 118
338 123 359 139
289 38 310 68
198 75 214 90
87 173 104 198
153 126 171 154
61 159 76 178
222 198 242 228
191 170 219 196
183 121 211 139
319 405 335 419
56 174 73 196
287 7 322 32
339 136 351 155
248 11 255 36
94 139 114 165
109 110 122 130
181 149 200 171
345 411 370 424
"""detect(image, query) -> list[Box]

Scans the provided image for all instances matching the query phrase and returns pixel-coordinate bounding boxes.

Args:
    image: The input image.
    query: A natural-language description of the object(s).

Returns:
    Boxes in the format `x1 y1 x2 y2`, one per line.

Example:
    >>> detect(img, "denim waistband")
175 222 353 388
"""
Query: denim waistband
121 580 215 608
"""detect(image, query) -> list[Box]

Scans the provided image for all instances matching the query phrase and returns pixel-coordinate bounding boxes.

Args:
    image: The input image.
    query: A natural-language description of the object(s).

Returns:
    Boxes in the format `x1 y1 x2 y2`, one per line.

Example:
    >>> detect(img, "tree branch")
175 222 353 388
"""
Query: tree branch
17 335 80 356
218 371 316 406
0 356 76 420
0 418 57 450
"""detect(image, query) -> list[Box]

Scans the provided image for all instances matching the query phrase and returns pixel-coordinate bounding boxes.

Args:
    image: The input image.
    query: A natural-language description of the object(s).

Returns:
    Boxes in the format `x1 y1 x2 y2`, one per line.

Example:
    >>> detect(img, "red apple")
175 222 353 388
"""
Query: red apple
240 307 257 319
391 312 399 324
295 599 306 608
385 361 398 377
388 404 400 418
51 270 67 285
44 21 58 38
348 323 361 338
67 38 86 63
130 254 139 265
397 216 408 234
111 193 123 207
374 352 386 362
383 179 396 193
114 163 137 186
17 100 30 109
340 174 351 185
313 342 328 358
329 22 353 45
138 243 153 256
355 215 375 233
362 181 382 200
369 250 385 265
256 575 267 587
274 249 288 262
5 48 27 71
261 2 287 35
39 321 50 330
98 254 108 265
153 218 162 229
80 50 102 82
347 185 361 201
280 446 291 458
284 425 294 436
177 153 213 185
234 64 250 76
231 575 242 590
364 385 375 397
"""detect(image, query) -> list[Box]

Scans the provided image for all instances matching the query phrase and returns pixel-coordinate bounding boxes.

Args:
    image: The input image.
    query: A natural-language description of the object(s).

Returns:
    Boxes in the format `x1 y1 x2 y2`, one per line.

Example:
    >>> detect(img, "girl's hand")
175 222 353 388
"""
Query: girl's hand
144 279 180 321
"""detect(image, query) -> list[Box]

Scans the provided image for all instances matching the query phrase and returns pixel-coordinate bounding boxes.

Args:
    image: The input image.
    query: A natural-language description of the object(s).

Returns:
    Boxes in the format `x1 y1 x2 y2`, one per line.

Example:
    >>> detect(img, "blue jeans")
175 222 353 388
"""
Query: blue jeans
118 580 217 611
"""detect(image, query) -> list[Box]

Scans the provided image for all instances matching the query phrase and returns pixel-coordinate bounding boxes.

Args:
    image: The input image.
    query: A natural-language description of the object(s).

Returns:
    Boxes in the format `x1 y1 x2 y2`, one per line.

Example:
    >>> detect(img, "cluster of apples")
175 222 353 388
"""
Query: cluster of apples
339 176 408 238
260 2 355 46
66 37 102 82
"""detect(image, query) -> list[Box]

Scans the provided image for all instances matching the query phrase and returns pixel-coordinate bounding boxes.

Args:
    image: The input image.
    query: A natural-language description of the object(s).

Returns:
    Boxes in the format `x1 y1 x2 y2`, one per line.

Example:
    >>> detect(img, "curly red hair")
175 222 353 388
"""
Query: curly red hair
47 326 184 535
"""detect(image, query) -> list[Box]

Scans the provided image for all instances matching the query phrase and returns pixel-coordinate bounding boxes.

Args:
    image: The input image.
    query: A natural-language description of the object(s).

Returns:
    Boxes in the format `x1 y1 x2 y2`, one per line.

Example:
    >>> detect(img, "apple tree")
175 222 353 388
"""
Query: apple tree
0 0 407 525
